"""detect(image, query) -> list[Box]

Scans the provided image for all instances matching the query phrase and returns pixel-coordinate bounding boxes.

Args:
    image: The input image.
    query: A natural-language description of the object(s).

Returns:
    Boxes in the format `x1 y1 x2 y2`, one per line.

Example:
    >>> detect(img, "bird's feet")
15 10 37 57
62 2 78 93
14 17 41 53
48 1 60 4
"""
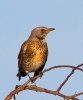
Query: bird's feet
30 77 36 85
27 74 36 84
39 71 43 79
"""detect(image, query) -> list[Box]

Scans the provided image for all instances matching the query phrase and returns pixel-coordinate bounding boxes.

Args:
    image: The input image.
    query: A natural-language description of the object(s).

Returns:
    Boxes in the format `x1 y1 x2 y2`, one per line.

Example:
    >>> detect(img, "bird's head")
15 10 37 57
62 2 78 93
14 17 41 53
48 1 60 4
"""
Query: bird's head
28 26 55 41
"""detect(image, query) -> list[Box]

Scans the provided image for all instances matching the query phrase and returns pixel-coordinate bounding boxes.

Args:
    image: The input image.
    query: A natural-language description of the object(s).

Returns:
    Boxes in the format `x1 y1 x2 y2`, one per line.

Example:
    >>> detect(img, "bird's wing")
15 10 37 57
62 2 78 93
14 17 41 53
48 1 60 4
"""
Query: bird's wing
18 41 27 60
18 41 27 67
18 41 36 68
17 41 36 81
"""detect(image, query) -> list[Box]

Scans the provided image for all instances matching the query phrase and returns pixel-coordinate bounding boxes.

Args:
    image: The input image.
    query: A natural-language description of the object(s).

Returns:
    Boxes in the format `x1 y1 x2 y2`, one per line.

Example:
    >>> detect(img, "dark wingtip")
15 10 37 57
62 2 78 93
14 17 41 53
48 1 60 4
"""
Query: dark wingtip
16 73 21 81
19 76 21 81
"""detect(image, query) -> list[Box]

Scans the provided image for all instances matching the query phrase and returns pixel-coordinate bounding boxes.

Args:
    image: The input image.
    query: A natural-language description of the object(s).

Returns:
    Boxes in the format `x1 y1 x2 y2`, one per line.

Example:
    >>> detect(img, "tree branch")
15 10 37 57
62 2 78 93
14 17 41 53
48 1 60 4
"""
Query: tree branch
57 63 83 92
4 63 83 100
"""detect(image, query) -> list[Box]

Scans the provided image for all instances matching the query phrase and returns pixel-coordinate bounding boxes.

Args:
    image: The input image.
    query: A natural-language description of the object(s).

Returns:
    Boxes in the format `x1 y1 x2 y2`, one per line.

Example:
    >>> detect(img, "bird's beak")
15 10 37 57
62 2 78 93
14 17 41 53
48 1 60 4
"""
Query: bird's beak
46 28 55 33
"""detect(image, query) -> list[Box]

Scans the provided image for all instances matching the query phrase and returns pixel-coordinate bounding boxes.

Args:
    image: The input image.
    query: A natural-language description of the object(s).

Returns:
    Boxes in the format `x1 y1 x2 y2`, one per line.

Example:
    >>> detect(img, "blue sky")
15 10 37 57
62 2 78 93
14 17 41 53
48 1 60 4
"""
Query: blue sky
0 0 83 100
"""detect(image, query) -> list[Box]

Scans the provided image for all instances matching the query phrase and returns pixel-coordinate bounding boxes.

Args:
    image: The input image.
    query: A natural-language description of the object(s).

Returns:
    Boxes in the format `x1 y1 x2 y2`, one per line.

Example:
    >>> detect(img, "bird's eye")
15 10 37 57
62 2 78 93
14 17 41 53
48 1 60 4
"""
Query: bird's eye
41 29 45 33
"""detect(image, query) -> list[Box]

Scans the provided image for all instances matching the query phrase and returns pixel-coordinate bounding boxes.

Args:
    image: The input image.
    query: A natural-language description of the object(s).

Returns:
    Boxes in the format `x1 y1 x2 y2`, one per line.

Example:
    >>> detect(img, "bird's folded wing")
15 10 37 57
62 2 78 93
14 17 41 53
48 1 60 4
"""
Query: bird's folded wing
18 41 36 68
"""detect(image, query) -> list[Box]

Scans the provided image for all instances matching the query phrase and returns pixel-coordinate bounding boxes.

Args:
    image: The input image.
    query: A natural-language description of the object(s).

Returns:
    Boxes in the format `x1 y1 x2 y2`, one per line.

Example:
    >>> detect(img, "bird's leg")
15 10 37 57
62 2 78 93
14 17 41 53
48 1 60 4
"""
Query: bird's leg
27 73 36 85
39 71 43 79
27 73 33 83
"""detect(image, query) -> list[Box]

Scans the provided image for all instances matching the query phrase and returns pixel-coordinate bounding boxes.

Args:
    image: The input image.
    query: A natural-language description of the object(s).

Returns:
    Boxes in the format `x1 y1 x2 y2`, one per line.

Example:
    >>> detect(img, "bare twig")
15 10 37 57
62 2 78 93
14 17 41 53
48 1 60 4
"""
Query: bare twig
57 63 83 92
24 85 83 99
43 65 83 73
4 63 83 100
18 85 83 99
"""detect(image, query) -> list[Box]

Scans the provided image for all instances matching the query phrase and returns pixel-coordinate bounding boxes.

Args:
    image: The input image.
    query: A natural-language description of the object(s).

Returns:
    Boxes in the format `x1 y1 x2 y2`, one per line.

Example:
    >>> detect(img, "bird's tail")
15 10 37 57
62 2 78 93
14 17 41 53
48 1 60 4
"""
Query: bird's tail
16 71 27 81
16 73 21 81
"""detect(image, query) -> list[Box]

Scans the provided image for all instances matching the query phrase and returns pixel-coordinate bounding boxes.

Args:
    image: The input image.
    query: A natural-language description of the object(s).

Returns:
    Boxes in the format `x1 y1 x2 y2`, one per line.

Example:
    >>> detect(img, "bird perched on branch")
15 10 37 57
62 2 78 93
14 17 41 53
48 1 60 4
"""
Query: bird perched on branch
16 26 55 81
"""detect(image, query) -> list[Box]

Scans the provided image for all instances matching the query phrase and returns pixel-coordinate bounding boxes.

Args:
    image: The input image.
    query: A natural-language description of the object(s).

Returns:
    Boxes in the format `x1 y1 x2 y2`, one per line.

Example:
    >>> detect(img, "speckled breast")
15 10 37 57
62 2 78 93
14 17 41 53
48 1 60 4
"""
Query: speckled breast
33 43 47 71
27 40 48 72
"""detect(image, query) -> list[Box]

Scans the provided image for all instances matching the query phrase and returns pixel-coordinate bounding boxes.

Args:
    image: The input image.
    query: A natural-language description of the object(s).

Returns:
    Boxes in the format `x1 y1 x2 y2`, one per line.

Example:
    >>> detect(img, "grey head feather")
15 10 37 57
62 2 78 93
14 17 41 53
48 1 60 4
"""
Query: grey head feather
28 26 55 41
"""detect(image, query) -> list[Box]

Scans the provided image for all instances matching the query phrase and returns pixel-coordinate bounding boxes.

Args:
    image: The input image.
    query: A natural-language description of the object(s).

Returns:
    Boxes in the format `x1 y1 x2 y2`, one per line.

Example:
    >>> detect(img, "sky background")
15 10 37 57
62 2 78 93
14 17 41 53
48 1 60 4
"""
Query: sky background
0 0 83 100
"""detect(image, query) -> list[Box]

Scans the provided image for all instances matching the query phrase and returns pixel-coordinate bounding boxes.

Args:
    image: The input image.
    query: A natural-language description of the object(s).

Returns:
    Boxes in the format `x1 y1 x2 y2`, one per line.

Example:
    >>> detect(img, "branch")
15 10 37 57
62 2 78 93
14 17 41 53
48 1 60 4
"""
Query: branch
4 63 83 100
24 85 83 99
43 64 83 73
57 63 83 92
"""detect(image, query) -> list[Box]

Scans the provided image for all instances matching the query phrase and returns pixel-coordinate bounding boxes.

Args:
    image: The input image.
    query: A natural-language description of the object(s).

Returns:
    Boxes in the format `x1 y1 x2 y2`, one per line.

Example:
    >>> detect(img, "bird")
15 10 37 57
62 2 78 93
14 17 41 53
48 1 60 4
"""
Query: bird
16 26 55 81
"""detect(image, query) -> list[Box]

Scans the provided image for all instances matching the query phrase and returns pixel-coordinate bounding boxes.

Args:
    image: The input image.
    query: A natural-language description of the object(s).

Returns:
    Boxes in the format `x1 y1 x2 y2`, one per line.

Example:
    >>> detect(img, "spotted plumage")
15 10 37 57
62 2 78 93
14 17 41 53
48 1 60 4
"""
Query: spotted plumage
16 26 55 81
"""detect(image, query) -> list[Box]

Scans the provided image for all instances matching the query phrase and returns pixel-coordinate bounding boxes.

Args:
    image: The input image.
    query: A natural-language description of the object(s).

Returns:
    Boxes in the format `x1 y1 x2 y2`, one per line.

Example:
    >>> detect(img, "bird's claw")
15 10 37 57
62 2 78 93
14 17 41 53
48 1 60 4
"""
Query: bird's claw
39 71 43 79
